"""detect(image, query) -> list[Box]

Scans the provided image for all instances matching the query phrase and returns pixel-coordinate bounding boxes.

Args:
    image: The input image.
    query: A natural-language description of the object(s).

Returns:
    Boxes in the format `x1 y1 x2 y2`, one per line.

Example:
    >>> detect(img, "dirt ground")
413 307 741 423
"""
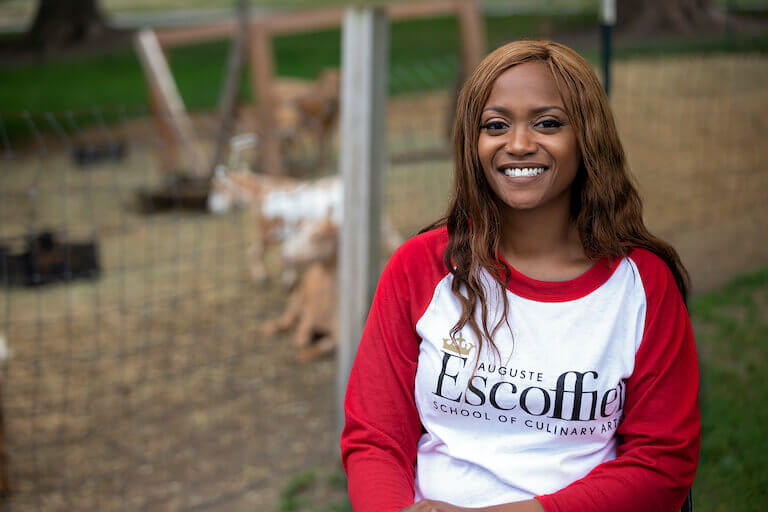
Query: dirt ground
0 53 766 511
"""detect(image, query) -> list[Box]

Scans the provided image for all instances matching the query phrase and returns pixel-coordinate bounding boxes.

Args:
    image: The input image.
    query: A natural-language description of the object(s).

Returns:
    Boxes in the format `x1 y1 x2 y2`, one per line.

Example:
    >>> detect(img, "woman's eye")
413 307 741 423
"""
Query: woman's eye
536 119 564 129
480 121 508 132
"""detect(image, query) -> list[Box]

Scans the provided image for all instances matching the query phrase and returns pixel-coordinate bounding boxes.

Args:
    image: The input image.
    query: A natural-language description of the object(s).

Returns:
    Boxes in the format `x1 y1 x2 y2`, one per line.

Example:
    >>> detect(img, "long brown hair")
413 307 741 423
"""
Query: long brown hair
424 40 690 356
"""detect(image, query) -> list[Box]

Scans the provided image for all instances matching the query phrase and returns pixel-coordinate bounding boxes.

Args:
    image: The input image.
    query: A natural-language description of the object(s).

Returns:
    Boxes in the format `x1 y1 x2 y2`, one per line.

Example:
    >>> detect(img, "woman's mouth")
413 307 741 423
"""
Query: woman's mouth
501 167 546 177
497 163 549 178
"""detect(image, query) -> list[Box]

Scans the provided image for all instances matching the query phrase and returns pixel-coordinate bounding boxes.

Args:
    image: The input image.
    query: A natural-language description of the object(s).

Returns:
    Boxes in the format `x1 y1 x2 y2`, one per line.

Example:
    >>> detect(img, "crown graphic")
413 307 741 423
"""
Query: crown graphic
442 333 475 356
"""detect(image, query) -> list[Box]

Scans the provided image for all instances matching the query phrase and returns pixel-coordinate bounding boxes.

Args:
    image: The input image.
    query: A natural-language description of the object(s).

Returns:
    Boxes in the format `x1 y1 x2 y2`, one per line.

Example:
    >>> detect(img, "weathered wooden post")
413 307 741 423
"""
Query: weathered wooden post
336 6 389 435
457 0 486 75
135 29 206 177
248 21 283 175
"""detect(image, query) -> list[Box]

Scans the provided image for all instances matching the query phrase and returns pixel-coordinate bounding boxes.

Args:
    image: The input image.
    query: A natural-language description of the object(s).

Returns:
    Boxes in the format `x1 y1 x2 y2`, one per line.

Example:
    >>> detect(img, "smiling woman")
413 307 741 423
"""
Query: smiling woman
341 40 699 512
478 62 580 226
476 61 589 283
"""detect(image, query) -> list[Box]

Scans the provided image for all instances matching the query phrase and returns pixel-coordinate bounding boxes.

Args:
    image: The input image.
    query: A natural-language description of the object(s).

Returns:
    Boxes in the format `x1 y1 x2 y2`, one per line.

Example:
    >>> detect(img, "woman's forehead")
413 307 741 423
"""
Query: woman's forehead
484 61 565 110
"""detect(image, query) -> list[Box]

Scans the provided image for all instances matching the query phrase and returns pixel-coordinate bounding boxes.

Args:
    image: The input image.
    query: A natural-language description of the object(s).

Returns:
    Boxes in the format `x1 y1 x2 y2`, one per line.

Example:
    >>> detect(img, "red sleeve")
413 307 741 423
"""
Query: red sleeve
536 249 700 512
340 229 448 512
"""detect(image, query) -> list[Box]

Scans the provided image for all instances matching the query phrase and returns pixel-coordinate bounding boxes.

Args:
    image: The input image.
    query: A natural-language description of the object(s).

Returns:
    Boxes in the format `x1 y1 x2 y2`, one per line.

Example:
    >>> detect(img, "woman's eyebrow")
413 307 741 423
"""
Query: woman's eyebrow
483 105 567 115
531 105 567 114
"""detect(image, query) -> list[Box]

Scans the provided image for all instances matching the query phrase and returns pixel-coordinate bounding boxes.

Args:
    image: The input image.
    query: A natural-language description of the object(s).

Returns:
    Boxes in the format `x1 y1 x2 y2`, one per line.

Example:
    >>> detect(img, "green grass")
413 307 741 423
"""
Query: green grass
5 10 768 111
0 12 594 142
2 9 768 143
0 12 595 108
690 268 768 511
276 267 768 512
277 467 352 512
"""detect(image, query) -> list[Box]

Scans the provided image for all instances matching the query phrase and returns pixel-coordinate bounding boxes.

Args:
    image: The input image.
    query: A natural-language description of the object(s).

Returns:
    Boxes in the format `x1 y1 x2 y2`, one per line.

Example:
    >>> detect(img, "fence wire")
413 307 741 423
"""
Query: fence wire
0 48 767 512
0 106 337 511
382 52 768 292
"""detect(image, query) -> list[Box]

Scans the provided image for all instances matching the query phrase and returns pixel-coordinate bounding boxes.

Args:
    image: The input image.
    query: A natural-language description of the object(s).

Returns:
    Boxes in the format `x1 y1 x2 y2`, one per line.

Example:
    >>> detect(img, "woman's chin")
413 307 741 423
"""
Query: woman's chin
497 196 545 213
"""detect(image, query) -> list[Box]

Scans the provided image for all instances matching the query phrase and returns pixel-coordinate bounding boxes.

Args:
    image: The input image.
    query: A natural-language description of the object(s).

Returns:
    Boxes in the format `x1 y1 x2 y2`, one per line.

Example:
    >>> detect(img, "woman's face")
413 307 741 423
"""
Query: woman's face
478 61 581 217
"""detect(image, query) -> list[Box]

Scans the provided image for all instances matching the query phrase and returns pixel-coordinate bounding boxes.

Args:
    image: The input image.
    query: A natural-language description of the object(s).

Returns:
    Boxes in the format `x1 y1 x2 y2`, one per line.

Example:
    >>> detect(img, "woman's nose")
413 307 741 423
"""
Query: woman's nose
504 126 537 155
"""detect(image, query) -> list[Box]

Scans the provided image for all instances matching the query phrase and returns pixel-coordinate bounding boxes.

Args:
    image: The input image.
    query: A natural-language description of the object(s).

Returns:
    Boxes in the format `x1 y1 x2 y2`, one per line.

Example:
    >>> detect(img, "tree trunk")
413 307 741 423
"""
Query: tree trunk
617 0 728 35
26 0 109 51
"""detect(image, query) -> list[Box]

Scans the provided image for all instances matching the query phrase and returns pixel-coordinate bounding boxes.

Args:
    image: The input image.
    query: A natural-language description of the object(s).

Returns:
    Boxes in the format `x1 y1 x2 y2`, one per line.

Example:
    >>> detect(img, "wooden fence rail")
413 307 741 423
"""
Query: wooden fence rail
141 0 485 176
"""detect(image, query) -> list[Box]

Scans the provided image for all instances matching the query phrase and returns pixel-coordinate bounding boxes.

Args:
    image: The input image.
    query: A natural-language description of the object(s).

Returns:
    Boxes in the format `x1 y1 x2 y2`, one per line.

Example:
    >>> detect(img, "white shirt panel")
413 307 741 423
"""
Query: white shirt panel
413 257 647 506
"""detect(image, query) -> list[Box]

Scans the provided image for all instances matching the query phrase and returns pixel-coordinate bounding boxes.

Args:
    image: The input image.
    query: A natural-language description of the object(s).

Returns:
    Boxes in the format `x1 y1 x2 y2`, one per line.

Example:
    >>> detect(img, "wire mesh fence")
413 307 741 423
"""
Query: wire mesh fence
0 40 767 512
381 51 768 291
0 106 338 511
608 53 768 290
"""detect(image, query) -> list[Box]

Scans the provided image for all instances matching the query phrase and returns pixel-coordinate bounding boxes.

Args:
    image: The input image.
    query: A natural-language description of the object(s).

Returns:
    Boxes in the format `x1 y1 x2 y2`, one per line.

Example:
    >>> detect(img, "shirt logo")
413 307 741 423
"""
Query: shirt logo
442 332 475 356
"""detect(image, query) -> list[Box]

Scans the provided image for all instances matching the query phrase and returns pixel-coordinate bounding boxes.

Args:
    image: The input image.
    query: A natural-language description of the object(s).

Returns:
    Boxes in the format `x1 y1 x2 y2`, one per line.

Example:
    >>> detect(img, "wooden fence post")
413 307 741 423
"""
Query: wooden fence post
336 7 389 435
457 0 486 76
146 74 179 173
248 21 283 175
135 29 206 177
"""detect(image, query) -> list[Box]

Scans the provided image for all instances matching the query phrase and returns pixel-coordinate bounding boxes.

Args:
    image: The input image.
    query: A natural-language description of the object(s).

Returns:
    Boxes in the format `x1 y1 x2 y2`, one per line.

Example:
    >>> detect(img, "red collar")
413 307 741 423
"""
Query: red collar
494 254 619 302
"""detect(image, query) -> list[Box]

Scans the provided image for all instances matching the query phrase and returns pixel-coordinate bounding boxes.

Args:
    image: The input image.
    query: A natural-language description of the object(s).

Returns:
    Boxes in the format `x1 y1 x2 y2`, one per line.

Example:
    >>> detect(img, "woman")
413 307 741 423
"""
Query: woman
340 40 700 512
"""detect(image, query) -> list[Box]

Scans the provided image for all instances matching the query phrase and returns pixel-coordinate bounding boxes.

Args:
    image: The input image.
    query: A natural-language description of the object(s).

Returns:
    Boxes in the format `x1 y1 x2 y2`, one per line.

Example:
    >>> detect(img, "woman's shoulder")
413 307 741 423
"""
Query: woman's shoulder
389 225 449 268
625 247 680 300
379 226 451 301
376 226 451 320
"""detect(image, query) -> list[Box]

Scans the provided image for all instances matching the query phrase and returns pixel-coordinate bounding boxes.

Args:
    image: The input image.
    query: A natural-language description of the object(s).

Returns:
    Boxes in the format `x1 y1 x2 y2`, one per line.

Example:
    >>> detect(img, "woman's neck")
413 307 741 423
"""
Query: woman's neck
498 203 591 281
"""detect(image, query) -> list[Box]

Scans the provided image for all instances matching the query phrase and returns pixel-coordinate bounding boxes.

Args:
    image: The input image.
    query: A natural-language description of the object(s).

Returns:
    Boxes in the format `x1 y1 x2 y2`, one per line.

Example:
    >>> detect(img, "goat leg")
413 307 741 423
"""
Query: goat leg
297 335 336 363
249 211 271 282
259 284 303 336
292 312 314 350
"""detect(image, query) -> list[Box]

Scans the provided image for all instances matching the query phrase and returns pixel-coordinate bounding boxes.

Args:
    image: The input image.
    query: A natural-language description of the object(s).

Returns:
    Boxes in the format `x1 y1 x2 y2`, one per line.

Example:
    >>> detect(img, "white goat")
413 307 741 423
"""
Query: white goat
209 166 402 284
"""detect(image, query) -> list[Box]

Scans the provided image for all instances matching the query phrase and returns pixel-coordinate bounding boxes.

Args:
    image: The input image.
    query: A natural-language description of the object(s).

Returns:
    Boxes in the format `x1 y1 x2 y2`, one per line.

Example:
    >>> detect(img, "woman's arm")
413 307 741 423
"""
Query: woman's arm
341 236 445 512
533 250 701 512
400 499 545 512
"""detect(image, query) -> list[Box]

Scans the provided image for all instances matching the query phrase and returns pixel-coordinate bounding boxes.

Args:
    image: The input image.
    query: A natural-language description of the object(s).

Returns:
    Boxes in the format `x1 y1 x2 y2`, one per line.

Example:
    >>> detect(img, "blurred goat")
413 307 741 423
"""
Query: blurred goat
256 68 340 171
261 217 338 363
208 166 340 283
208 164 402 284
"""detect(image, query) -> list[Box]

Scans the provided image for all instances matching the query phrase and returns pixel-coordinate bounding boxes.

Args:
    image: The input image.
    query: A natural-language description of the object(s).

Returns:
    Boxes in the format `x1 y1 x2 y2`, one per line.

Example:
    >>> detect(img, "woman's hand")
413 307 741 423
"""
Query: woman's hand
399 499 545 512
399 500 473 512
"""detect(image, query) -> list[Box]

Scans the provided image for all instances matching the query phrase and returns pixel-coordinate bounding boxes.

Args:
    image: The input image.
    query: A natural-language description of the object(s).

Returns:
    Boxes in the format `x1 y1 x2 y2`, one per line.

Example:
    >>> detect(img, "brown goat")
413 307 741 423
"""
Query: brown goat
260 217 339 363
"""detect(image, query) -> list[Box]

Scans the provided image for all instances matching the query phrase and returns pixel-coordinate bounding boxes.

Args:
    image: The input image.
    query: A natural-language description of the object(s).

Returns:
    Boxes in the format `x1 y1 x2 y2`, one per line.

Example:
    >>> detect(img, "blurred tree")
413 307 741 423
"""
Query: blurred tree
26 0 110 51
617 0 728 34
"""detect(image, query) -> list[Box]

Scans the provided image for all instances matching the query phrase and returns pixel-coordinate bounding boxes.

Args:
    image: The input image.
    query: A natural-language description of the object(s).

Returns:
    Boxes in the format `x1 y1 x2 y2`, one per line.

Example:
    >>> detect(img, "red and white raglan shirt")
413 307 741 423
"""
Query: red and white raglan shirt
341 227 700 512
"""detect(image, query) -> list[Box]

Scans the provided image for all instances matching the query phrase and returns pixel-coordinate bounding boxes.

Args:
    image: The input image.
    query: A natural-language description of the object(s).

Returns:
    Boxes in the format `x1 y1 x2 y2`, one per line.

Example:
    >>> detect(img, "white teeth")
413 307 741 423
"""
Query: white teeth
502 167 545 177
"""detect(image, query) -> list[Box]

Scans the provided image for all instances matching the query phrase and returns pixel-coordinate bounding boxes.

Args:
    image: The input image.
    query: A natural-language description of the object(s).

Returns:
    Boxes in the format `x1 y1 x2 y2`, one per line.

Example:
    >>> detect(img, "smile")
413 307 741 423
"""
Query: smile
501 167 545 177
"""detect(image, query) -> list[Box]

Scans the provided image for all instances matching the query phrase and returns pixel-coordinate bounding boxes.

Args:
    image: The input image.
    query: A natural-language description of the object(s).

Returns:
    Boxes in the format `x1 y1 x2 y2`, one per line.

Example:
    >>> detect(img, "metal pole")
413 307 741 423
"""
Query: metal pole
209 0 249 176
336 7 389 436
600 0 616 96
